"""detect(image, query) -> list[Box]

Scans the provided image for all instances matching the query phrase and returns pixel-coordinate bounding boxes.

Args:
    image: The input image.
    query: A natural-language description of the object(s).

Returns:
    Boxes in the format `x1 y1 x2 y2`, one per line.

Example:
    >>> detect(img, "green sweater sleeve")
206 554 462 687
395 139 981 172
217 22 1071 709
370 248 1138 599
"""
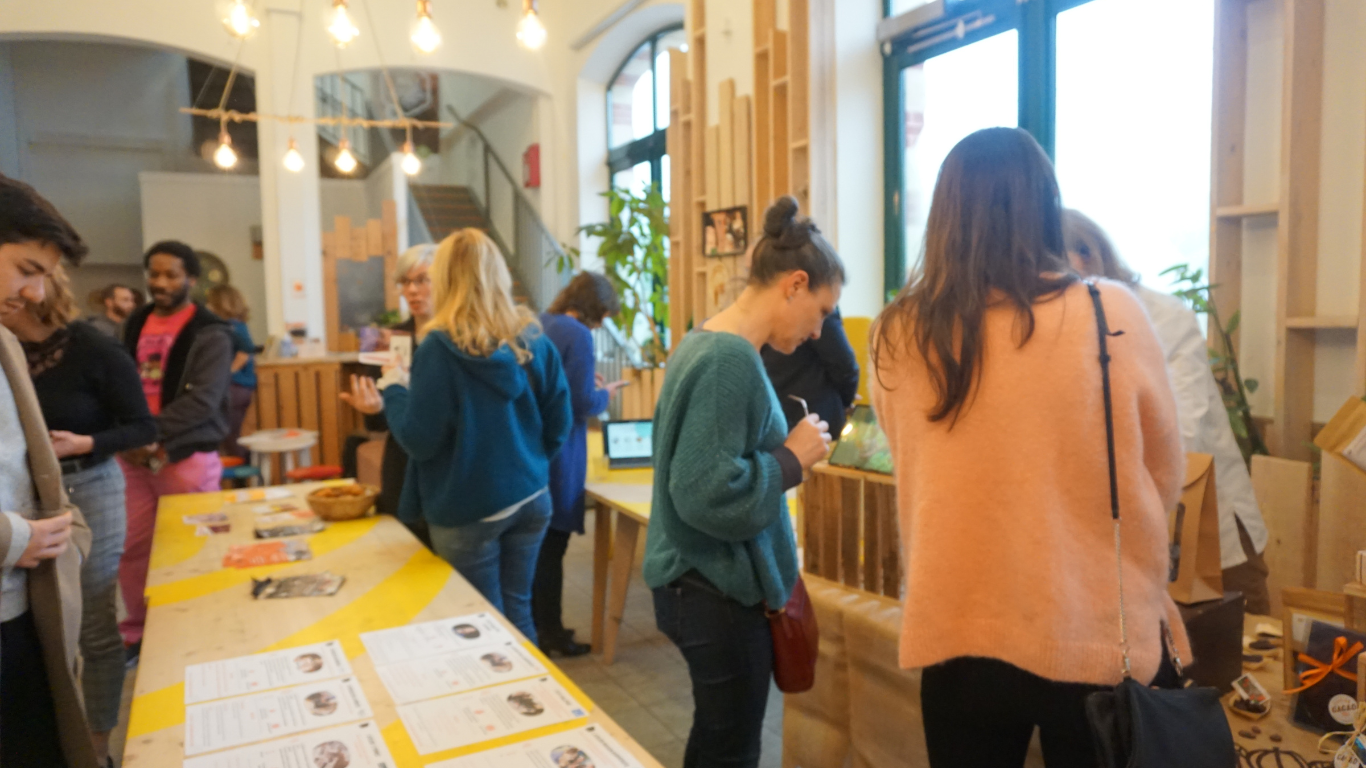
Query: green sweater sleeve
666 349 787 542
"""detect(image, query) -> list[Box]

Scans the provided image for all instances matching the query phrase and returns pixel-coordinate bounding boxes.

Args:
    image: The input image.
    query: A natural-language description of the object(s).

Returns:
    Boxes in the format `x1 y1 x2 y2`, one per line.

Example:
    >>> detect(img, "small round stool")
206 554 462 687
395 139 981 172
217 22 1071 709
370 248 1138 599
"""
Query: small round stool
285 465 343 483
237 429 319 487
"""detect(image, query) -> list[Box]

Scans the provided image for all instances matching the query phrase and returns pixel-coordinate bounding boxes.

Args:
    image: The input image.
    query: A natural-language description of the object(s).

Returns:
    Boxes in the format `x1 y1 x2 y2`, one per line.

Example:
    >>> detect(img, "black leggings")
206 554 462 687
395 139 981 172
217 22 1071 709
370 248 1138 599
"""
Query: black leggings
531 528 573 641
921 653 1179 768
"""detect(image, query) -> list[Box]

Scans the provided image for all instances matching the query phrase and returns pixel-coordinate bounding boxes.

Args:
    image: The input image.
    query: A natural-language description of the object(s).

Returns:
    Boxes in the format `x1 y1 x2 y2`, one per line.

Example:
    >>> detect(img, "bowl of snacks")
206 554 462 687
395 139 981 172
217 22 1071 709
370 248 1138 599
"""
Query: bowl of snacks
306 483 380 522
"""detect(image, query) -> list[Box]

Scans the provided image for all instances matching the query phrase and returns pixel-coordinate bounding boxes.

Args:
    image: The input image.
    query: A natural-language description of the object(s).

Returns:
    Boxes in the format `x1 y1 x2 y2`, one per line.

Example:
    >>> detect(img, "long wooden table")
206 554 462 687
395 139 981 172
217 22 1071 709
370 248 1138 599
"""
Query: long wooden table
121 482 664 767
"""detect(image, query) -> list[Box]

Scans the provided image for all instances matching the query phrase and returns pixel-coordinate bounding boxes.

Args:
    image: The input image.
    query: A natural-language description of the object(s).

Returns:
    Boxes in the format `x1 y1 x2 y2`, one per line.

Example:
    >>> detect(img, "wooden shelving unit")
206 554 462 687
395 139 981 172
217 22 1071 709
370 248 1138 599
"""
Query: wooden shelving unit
1207 0 1366 461
667 0 813 342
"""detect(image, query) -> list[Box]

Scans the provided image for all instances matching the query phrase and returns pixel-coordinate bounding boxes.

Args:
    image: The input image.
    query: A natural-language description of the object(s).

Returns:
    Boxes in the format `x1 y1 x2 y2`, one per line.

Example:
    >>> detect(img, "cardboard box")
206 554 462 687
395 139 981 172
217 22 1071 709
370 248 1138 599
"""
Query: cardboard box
1315 397 1366 476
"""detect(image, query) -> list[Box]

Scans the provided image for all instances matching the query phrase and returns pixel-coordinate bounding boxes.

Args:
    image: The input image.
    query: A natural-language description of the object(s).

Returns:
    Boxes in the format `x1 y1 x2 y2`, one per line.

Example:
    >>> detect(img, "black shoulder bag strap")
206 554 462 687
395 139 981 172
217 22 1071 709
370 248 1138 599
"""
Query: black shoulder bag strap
1083 280 1237 768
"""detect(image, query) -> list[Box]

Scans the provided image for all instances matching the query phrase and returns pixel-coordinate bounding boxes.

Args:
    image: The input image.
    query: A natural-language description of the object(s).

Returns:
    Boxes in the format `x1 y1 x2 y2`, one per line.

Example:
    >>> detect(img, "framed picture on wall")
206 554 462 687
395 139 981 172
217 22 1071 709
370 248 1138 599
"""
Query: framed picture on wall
702 206 748 258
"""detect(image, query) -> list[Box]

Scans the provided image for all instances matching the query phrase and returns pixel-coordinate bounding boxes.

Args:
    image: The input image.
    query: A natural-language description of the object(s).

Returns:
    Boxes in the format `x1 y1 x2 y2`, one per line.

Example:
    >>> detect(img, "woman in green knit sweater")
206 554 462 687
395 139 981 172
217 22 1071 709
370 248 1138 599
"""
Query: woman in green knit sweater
644 196 841 768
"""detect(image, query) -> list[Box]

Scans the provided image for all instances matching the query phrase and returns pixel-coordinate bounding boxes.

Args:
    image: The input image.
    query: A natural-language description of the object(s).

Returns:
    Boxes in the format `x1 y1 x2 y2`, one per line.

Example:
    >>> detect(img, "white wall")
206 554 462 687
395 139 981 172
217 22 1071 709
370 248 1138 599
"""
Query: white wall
139 172 269 343
1238 0 1365 421
0 41 194 266
319 179 369 225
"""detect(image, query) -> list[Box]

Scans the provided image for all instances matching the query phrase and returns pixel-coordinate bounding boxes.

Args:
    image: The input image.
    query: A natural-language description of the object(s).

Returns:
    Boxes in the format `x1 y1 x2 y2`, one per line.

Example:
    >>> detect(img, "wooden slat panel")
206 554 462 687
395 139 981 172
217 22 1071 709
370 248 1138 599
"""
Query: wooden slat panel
704 125 720 209
789 0 809 143
875 483 900 598
839 476 860 589
862 480 881 593
1318 453 1366 590
366 219 382 259
322 232 341 353
754 51 772 211
334 216 352 261
1272 0 1324 460
820 467 840 581
718 79 735 209
298 365 321 465
381 200 400 310
277 367 300 428
318 365 341 468
772 78 790 197
350 227 367 263
1251 455 1315 615
254 368 280 481
733 95 753 213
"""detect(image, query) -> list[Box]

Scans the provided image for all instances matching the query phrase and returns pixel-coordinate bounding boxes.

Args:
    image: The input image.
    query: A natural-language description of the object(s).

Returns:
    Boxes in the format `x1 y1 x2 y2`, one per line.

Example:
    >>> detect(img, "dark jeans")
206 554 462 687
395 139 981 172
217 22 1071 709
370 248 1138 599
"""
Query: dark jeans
921 653 1181 768
223 382 255 459
1 612 65 767
653 571 773 768
531 528 572 642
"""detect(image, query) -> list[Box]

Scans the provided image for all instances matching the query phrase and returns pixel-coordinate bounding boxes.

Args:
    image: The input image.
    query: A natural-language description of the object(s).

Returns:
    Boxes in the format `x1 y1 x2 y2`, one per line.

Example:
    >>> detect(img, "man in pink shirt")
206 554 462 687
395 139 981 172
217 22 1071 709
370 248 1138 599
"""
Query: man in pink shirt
117 241 233 664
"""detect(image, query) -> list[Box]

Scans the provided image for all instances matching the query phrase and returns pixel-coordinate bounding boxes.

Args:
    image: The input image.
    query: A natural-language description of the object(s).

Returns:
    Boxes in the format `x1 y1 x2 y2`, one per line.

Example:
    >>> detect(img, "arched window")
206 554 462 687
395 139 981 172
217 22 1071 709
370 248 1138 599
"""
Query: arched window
607 25 686 197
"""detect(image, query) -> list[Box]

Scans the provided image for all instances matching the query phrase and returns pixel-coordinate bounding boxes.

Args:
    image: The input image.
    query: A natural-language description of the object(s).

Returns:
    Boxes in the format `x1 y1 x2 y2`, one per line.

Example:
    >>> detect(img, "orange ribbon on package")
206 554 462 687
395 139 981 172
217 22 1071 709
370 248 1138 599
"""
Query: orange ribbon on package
1284 636 1363 694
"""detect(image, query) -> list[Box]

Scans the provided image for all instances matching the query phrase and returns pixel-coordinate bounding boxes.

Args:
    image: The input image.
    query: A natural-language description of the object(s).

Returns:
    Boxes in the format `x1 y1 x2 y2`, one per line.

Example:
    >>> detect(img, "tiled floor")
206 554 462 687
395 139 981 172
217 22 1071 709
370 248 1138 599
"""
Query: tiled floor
552 513 785 768
109 512 785 768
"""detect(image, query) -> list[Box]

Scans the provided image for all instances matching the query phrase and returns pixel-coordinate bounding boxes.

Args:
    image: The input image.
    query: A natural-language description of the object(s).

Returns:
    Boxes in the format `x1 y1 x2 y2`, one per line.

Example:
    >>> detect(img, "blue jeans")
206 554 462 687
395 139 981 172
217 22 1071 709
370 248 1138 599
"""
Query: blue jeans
65 458 127 733
654 570 774 768
428 492 552 643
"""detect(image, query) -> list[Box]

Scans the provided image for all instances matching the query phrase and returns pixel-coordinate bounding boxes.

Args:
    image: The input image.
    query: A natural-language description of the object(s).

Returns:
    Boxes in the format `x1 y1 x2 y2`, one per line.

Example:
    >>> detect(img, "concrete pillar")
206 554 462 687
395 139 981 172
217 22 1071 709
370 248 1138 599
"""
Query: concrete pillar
256 6 325 342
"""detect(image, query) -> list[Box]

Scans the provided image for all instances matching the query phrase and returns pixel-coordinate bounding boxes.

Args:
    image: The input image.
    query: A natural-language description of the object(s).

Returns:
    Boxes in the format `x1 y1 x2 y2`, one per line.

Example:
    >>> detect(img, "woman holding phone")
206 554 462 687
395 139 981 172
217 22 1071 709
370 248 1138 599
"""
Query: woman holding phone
643 196 840 768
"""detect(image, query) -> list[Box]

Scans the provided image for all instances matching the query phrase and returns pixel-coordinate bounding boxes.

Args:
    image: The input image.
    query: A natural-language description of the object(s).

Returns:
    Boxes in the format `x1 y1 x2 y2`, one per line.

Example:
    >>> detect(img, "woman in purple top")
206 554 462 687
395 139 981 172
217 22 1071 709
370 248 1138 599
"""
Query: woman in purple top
532 272 626 657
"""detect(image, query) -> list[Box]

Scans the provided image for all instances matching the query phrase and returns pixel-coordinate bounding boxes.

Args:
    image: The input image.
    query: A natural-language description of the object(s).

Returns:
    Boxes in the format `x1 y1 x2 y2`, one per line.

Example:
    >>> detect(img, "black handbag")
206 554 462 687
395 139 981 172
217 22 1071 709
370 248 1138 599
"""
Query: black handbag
1079 281 1237 768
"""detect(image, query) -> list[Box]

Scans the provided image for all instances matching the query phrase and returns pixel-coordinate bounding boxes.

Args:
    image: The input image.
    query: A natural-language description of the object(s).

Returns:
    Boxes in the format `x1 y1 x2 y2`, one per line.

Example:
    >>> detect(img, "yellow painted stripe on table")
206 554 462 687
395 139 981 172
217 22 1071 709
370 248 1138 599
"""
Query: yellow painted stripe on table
124 682 186 740
264 546 453 657
146 494 228 570
380 641 596 766
145 516 381 607
126 546 450 739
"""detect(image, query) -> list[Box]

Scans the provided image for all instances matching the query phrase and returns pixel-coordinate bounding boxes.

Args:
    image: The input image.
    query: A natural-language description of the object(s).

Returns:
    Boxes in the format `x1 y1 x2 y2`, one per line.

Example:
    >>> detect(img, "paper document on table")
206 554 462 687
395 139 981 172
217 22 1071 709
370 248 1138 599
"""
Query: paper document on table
230 488 293 503
397 676 589 755
427 724 645 768
185 641 353 704
183 676 373 756
182 721 396 768
374 641 546 705
360 612 513 666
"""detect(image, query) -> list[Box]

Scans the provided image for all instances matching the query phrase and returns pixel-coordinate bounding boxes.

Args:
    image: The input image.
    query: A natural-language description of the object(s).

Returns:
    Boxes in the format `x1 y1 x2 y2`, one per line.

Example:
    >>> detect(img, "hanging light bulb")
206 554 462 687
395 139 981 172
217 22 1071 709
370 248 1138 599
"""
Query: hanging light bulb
334 138 358 174
516 0 547 50
401 141 422 176
411 0 442 54
283 137 306 173
213 130 238 170
327 0 360 47
221 0 260 38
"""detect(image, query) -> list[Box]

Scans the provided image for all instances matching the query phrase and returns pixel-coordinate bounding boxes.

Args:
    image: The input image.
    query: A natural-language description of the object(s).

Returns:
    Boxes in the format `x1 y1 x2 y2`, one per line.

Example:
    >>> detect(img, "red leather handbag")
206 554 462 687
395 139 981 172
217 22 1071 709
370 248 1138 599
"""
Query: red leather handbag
767 575 819 693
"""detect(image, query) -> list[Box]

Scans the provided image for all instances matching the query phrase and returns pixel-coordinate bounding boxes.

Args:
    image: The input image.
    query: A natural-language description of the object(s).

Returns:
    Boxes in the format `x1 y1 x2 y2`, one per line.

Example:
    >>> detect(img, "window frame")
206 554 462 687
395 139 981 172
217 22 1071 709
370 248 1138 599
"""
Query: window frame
606 23 685 191
881 0 1092 293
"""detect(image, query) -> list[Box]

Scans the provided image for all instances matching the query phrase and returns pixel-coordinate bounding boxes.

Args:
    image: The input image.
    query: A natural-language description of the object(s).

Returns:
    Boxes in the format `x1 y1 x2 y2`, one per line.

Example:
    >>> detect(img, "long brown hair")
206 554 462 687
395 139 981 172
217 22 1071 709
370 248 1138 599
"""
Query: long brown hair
207 284 250 322
872 127 1076 423
1062 209 1139 285
32 265 80 328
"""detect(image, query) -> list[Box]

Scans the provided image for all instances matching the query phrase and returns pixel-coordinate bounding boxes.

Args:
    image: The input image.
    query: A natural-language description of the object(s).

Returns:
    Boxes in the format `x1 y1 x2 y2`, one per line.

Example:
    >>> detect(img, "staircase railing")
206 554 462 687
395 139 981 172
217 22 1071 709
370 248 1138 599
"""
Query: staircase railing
438 106 567 312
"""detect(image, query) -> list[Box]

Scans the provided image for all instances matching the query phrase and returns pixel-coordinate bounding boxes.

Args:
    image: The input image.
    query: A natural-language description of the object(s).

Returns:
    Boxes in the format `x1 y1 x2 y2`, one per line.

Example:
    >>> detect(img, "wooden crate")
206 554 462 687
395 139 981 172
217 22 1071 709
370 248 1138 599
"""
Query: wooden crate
801 463 900 599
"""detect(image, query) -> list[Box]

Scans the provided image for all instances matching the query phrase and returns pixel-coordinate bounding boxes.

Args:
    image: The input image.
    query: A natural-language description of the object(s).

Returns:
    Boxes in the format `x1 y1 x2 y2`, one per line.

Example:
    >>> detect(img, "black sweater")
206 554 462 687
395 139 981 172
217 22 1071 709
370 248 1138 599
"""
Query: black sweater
760 310 861 436
27 320 156 462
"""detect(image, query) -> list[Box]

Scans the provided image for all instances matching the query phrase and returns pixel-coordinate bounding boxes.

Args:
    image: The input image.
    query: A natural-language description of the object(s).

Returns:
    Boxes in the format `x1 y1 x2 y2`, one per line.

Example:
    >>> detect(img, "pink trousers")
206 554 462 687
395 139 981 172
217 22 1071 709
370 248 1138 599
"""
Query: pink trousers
117 452 222 645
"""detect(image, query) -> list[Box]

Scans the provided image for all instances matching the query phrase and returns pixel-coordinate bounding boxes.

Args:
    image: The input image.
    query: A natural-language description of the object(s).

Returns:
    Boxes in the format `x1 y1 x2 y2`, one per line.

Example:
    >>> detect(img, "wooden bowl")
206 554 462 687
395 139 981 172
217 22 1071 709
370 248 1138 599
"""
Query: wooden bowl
306 484 380 522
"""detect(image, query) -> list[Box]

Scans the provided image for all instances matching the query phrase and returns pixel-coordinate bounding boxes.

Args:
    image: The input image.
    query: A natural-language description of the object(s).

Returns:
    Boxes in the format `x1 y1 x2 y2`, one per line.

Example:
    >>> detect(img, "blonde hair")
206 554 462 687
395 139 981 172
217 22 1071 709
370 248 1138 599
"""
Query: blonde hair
424 228 538 363
207 284 249 322
394 243 437 284
32 265 80 328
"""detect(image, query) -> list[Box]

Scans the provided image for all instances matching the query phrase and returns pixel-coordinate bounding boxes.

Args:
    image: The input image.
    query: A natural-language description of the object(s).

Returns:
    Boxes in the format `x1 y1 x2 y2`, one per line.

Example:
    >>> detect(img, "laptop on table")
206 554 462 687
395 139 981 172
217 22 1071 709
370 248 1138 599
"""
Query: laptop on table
603 420 654 470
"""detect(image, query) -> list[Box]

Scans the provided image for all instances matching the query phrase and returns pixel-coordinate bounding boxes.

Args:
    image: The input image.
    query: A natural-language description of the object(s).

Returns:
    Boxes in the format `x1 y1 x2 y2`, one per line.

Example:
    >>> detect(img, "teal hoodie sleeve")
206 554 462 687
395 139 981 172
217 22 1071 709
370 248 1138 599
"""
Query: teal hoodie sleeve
533 335 572 461
382 337 456 462
666 350 787 542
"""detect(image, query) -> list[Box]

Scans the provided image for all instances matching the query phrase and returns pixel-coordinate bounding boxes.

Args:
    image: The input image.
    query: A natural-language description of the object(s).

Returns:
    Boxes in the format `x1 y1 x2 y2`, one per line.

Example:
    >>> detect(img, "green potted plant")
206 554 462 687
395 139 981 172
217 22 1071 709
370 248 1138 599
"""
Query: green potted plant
556 183 670 366
1162 263 1270 466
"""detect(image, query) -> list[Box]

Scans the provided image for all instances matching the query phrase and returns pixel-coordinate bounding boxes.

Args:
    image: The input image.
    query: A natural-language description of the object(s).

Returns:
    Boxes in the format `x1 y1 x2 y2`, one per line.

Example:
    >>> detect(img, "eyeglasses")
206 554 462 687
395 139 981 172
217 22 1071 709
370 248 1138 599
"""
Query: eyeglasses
398 275 431 288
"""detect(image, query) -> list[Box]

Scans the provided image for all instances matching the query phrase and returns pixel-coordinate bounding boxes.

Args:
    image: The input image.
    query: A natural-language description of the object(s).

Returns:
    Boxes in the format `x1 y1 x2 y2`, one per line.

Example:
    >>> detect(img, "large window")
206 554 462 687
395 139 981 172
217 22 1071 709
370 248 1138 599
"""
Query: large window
884 0 1215 292
607 26 686 197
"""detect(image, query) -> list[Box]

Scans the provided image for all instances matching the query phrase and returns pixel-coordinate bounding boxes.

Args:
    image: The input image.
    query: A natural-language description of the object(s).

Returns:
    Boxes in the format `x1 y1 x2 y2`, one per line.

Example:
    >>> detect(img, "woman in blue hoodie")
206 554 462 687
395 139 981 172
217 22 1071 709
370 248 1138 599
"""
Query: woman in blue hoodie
380 229 572 641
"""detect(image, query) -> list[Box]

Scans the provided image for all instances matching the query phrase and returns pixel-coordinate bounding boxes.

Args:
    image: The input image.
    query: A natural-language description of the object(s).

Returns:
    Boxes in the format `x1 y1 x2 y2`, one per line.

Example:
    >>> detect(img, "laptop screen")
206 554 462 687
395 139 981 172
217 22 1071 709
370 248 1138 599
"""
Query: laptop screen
604 420 654 461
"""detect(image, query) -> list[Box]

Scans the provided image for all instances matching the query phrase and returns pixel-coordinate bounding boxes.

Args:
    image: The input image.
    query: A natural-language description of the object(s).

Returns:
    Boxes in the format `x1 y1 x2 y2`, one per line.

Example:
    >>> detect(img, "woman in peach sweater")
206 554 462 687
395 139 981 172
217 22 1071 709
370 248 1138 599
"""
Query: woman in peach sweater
870 127 1188 768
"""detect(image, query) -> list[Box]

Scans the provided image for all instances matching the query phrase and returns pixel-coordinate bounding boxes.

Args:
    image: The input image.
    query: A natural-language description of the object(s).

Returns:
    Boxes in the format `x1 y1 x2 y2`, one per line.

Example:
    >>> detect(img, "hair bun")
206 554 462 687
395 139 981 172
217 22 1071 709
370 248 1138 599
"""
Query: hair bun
764 196 800 238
